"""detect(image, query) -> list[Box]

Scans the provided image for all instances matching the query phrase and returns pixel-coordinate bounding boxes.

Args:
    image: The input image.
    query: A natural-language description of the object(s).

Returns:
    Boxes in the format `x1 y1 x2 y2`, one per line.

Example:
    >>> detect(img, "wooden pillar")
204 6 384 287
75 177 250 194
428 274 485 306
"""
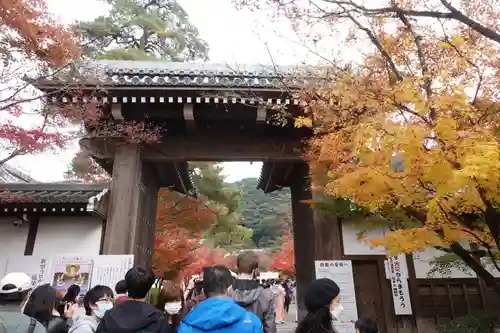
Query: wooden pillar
103 144 159 267
311 191 343 260
291 162 315 320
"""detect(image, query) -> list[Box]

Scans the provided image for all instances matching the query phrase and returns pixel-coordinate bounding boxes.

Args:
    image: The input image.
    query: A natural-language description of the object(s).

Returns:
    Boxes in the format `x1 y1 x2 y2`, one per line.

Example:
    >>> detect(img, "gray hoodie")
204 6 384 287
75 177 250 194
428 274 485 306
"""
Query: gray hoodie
68 315 98 333
0 303 46 333
232 279 276 333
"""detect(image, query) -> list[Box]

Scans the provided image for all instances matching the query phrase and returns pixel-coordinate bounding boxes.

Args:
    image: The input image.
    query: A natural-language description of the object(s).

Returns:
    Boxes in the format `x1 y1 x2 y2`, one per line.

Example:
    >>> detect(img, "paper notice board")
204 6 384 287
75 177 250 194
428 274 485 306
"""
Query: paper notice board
3 254 134 292
315 260 357 333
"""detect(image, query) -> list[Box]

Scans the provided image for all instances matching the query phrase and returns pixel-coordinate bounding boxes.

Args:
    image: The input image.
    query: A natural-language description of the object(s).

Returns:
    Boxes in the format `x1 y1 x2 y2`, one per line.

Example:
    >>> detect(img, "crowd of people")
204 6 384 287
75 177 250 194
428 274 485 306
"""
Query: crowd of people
0 251 379 333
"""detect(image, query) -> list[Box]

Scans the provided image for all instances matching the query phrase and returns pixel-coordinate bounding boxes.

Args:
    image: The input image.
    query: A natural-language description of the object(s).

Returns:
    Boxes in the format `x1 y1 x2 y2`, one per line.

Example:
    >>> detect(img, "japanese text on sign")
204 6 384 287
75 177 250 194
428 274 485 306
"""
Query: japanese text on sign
388 255 412 315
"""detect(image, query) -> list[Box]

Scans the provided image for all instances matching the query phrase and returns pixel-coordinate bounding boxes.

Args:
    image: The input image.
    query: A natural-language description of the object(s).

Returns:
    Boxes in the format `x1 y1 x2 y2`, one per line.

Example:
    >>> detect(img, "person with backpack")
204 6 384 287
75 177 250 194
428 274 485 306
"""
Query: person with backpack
0 272 47 333
179 266 262 333
232 251 276 333
23 284 71 333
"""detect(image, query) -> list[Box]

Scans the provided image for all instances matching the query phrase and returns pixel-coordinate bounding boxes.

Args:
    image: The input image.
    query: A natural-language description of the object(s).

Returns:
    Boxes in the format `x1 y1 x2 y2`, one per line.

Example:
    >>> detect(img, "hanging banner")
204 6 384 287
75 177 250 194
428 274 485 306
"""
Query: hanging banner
384 254 409 279
388 255 412 315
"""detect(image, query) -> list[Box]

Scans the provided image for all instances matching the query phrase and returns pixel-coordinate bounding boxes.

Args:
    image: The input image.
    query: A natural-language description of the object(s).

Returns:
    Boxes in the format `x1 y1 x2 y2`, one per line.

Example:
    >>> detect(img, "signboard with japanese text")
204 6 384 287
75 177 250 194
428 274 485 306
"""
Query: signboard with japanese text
384 254 409 279
3 254 133 293
4 256 49 288
90 255 134 289
388 255 412 315
315 260 358 333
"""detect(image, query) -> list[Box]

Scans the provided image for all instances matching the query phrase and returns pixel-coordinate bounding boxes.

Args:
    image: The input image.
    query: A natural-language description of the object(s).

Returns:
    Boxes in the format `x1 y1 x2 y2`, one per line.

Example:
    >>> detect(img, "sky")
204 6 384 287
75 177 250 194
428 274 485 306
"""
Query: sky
8 0 323 182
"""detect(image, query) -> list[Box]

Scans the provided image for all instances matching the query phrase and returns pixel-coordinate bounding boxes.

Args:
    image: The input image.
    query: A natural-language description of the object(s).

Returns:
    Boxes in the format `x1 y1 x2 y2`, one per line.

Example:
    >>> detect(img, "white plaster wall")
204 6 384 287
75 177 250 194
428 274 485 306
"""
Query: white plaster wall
342 222 387 255
33 216 102 255
481 258 500 278
0 217 30 277
413 247 476 278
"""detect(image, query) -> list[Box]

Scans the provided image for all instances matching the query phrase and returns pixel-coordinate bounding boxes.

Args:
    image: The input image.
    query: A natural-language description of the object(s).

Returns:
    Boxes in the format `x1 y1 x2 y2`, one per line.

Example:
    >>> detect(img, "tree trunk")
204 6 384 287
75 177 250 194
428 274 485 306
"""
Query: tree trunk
483 203 500 250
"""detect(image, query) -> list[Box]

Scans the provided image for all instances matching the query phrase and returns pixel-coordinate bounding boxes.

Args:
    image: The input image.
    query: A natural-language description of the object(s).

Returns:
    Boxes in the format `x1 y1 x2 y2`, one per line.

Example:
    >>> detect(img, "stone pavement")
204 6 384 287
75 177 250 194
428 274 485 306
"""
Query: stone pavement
277 303 297 333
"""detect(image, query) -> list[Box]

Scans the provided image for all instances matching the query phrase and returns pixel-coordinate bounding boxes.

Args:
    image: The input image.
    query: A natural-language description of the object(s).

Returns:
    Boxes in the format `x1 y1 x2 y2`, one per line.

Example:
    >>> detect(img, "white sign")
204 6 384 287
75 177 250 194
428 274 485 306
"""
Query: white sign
315 260 358 330
3 255 134 293
51 255 95 294
90 255 134 289
388 255 412 315
334 322 356 333
4 256 49 288
384 254 408 279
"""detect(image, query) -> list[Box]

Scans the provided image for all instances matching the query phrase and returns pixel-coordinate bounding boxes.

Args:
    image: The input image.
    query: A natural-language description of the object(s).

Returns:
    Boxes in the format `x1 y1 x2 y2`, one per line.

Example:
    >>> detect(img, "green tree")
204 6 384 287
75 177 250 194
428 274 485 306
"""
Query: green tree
75 0 209 61
66 0 209 179
190 163 254 249
230 177 291 247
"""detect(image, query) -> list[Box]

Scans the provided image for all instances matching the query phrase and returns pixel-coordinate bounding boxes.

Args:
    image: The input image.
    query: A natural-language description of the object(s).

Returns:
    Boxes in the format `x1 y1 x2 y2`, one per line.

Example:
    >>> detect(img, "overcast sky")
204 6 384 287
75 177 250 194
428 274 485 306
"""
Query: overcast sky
7 0 332 182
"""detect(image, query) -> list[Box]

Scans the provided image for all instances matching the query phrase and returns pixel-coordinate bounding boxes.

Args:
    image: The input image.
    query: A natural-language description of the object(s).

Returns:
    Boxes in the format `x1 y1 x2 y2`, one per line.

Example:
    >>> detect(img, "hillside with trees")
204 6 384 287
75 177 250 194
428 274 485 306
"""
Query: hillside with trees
228 177 292 248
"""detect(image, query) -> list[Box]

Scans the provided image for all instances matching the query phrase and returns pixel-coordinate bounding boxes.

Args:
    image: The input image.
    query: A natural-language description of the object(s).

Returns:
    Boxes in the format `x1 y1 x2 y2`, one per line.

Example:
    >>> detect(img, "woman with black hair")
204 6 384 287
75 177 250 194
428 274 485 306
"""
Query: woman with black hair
295 278 343 333
24 284 71 333
62 285 80 304
62 285 85 321
355 317 378 333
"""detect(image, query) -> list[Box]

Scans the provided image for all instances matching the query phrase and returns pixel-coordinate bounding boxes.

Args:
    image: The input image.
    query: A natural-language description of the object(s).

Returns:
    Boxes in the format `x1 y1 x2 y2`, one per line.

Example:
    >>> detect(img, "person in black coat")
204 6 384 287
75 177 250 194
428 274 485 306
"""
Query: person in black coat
295 278 343 333
24 284 71 333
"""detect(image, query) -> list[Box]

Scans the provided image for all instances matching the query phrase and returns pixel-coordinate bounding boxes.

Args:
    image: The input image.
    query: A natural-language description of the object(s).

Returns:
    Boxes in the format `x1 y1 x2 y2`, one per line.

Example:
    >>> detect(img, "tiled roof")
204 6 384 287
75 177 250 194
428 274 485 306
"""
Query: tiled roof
0 183 109 204
35 60 327 89
0 164 37 183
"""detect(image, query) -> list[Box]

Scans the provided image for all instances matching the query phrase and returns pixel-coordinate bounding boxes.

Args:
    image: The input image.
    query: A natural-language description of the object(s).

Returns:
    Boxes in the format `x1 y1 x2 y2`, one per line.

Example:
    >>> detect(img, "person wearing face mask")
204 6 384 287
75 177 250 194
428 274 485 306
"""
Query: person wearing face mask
156 281 184 332
69 285 113 333
295 278 342 333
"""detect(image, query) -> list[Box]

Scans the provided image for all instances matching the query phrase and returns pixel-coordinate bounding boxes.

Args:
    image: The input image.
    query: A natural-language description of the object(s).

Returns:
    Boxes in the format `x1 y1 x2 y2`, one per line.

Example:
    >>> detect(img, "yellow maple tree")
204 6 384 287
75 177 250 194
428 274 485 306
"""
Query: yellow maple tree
236 0 500 293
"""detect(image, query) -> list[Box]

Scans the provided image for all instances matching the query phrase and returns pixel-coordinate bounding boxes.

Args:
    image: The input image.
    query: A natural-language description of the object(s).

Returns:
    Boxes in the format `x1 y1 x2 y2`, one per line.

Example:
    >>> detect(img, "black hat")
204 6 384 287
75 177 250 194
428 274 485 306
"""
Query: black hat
305 278 340 312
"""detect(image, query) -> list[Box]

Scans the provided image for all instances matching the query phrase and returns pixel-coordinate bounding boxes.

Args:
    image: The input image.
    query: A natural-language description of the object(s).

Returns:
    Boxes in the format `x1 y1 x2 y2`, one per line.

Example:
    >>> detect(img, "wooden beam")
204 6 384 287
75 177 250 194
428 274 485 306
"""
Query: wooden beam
80 136 305 162
24 215 40 255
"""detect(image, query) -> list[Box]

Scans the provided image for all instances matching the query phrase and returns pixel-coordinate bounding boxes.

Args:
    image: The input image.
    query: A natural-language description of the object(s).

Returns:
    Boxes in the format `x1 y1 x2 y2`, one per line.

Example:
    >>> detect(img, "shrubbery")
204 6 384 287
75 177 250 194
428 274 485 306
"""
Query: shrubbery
437 312 496 333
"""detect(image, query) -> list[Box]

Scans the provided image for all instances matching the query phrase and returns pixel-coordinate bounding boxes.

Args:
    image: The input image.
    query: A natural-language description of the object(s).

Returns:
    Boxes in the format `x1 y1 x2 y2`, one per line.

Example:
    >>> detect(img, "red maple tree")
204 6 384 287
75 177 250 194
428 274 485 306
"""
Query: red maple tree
0 0 80 166
183 245 229 277
270 232 295 275
153 190 216 280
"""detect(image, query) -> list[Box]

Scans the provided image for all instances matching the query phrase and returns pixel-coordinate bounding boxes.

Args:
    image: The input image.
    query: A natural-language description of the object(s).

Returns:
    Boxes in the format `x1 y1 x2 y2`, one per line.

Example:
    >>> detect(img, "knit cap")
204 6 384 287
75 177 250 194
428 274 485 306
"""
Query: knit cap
305 278 340 312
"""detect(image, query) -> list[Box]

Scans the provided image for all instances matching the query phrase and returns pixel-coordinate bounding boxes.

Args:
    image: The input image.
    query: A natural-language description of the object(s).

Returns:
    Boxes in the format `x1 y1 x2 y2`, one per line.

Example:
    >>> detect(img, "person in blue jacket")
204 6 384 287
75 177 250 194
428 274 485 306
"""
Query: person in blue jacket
179 265 263 333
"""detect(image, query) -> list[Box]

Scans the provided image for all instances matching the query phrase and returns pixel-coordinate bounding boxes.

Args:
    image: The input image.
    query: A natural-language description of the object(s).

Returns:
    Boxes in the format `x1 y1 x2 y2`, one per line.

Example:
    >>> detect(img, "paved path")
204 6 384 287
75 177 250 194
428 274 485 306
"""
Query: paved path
277 303 297 333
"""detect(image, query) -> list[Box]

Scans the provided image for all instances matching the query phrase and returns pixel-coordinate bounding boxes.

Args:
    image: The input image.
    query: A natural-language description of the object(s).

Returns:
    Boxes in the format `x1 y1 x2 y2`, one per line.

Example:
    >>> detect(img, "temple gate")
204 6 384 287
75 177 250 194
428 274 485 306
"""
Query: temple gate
34 60 343 320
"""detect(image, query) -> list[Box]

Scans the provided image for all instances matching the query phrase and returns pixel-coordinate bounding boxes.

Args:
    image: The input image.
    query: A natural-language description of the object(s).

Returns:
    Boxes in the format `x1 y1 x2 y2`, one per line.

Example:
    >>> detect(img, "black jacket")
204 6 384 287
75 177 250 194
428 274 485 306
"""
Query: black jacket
45 316 69 333
95 300 170 333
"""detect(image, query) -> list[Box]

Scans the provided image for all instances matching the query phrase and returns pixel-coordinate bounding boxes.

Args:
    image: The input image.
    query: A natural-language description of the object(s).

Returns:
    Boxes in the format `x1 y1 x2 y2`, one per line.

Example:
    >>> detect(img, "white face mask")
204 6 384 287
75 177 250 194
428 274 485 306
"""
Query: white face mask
164 301 182 315
331 303 344 320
